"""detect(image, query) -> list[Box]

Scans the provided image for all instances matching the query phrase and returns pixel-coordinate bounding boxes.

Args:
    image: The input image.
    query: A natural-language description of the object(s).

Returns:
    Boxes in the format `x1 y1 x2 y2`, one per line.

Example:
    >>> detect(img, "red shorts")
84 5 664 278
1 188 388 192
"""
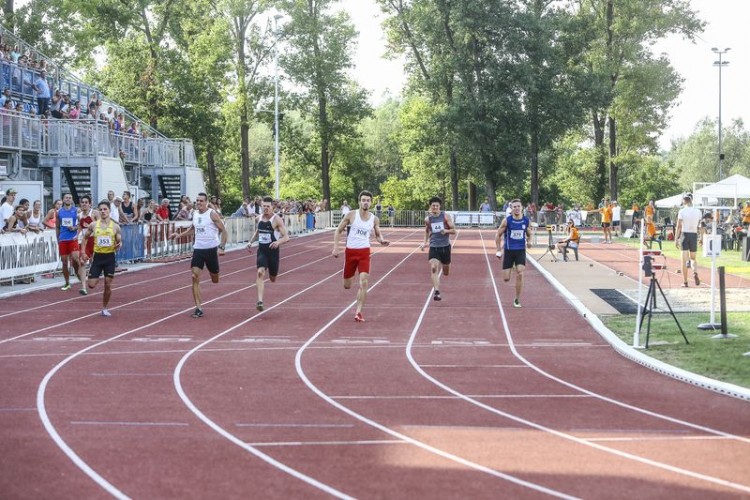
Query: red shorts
343 247 371 279
58 239 80 256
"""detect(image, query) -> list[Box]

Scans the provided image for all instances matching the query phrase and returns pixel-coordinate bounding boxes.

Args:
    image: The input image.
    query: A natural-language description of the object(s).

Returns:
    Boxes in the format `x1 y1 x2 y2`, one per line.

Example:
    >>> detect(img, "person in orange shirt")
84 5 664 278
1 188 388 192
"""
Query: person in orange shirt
556 220 580 258
644 200 655 223
598 199 613 243
742 201 750 227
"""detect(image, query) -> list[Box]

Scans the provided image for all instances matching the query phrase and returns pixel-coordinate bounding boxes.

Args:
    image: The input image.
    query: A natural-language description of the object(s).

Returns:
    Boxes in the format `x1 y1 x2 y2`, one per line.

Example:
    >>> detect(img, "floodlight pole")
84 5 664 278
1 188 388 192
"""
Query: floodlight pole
712 47 730 181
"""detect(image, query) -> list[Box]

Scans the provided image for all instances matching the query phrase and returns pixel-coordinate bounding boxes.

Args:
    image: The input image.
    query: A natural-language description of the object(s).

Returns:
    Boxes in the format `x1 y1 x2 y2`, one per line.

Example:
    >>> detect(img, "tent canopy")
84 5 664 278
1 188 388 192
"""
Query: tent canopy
655 174 750 209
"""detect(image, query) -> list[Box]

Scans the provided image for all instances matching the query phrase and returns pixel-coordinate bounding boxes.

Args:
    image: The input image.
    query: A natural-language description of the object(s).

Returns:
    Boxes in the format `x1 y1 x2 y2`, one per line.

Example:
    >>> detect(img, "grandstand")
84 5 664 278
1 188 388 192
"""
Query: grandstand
0 26 205 210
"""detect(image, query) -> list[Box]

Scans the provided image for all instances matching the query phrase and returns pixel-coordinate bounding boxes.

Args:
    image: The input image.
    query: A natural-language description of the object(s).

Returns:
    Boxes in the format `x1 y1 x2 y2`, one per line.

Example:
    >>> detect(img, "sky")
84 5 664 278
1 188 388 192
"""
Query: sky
346 0 750 151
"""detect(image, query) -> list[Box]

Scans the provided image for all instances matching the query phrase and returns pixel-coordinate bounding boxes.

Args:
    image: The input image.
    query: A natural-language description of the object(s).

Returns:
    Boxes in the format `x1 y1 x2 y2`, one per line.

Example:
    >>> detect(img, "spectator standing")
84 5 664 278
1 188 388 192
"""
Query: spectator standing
156 198 171 221
32 69 51 116
611 201 621 237
120 191 138 223
3 205 27 233
598 199 613 244
43 199 61 229
387 204 395 227
26 200 43 233
479 198 492 213
340 200 350 216
0 187 16 229
675 194 702 288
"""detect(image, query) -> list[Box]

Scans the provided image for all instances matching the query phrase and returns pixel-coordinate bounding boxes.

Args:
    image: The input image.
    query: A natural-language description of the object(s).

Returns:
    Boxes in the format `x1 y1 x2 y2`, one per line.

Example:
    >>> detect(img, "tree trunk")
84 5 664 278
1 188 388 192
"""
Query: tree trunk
592 111 607 201
484 176 497 211
530 130 540 205
236 23 251 200
206 149 219 198
608 115 618 201
449 148 459 210
319 92 331 204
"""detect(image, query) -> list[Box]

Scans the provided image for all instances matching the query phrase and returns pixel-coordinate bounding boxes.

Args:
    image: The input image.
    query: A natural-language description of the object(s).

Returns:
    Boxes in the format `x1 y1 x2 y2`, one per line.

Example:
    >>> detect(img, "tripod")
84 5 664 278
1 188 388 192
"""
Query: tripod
640 257 689 348
536 226 557 262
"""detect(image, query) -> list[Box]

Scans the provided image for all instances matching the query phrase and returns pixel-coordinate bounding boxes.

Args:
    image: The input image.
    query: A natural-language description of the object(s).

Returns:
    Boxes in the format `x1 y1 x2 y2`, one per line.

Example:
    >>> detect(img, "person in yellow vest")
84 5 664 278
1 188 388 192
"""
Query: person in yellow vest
81 200 122 317
742 201 750 228
598 199 613 243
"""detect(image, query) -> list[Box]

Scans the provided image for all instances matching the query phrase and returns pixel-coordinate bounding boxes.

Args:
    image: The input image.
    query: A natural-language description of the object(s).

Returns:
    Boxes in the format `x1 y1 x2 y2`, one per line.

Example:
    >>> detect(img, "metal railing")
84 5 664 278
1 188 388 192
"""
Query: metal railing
0 112 42 150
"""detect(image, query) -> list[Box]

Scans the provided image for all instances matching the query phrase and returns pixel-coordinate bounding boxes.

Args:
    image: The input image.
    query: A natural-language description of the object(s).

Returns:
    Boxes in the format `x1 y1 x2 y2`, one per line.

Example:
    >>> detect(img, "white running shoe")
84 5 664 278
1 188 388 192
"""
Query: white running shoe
101 309 112 317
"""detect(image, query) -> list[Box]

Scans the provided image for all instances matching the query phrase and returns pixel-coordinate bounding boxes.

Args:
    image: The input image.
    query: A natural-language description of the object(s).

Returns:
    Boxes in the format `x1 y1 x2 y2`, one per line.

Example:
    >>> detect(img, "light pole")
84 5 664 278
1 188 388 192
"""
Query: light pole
712 47 730 181
273 14 283 200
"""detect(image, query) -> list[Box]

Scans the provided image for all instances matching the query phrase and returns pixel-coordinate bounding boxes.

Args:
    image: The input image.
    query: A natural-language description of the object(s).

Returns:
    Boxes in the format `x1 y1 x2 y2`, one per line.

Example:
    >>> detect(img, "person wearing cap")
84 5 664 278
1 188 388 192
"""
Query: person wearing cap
674 194 702 287
32 69 51 116
0 187 16 231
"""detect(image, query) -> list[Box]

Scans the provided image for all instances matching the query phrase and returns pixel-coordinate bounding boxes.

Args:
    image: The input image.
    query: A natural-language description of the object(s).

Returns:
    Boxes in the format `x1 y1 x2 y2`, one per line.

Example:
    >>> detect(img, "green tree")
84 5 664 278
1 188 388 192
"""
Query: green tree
576 0 703 201
279 0 371 204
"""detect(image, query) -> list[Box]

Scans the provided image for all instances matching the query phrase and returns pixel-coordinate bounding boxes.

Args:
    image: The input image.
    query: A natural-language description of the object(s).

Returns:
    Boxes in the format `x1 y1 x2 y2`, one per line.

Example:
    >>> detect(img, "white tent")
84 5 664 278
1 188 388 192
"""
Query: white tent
694 174 750 204
655 174 750 209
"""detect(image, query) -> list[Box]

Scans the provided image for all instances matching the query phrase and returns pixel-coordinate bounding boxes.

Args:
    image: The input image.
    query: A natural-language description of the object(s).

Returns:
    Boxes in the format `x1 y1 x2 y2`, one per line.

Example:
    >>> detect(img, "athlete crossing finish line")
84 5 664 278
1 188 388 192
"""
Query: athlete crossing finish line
495 198 532 308
332 190 390 323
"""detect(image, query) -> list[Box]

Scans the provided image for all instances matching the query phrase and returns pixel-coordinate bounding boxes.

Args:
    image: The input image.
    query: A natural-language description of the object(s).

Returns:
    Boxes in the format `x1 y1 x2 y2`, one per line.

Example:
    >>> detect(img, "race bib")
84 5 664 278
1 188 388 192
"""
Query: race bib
61 217 73 227
431 222 445 233
259 233 272 244
97 235 113 247
196 227 206 234
510 229 524 240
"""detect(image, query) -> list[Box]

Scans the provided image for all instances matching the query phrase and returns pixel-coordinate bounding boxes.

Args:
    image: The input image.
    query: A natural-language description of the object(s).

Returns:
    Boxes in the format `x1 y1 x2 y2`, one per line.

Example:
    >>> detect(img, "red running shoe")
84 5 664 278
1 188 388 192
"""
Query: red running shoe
354 312 365 323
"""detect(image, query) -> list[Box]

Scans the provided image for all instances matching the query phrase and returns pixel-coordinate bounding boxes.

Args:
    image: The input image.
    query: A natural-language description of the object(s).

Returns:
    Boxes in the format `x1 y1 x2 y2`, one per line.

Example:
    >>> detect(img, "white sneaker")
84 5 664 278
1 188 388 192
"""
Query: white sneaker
101 309 112 317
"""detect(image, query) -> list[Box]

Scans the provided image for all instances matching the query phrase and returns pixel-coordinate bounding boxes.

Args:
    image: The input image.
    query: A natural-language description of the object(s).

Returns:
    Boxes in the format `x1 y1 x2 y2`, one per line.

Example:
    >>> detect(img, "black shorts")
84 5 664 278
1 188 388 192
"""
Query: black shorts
88 252 116 279
191 247 220 274
602 222 611 228
680 233 698 253
503 249 526 270
612 220 620 227
257 246 280 277
428 245 451 265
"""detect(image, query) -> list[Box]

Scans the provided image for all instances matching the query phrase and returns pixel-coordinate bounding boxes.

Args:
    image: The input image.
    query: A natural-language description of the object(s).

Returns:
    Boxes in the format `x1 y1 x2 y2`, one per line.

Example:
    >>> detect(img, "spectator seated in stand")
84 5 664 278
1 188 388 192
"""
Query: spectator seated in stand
555 220 580 261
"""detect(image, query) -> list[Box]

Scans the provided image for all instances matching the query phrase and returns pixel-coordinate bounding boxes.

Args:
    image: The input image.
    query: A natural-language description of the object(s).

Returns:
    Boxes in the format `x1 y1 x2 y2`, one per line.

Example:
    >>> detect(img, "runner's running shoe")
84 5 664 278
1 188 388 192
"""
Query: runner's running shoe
694 272 700 286
79 288 88 296
101 309 112 317
354 312 365 323
433 290 442 301
256 301 264 311
61 284 71 291
192 308 204 318
513 298 522 308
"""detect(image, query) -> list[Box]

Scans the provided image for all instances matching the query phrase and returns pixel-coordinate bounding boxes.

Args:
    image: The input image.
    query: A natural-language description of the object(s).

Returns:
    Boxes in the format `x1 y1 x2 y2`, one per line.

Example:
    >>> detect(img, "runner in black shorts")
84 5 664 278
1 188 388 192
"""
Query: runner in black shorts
420 196 455 301
81 201 122 317
495 199 532 308
247 196 289 311
191 247 220 274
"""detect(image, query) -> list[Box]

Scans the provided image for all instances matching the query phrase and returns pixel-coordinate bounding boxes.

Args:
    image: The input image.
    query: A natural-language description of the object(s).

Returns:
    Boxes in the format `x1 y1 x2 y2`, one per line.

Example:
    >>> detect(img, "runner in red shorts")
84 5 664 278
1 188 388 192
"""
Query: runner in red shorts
56 193 86 294
78 195 99 263
332 190 390 322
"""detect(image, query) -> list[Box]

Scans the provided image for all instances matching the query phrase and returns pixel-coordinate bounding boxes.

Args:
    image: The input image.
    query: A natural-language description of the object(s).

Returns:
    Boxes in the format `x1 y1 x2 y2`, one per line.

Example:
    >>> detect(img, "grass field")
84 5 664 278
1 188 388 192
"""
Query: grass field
602 313 750 389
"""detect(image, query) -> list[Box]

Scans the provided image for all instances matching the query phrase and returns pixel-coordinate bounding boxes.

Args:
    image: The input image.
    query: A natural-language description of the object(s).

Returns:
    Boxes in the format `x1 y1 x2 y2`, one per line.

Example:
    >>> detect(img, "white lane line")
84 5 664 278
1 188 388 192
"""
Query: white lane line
171 231 421 499
332 395 592 400
419 364 527 368
90 372 170 377
0 234 328 320
294 235 579 500
247 440 404 447
400 230 750 494
235 423 354 428
2 239 327 345
585 436 732 443
70 421 189 427
35 244 344 500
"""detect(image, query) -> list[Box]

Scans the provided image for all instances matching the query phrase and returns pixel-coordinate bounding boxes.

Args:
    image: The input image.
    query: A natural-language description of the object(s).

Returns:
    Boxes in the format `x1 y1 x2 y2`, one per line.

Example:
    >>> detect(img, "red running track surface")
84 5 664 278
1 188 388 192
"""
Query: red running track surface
0 229 748 499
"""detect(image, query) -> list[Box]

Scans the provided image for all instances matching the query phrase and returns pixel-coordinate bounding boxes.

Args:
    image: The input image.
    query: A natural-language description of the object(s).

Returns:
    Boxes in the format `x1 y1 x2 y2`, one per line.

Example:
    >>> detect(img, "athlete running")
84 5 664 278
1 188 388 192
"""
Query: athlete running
81 200 122 316
419 196 455 301
495 198 532 308
247 196 290 311
332 190 390 322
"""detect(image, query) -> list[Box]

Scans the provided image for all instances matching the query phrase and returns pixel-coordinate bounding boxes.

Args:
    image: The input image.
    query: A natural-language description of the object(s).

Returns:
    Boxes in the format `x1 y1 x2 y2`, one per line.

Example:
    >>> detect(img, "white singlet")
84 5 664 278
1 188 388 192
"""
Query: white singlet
677 206 701 233
193 208 220 249
346 210 375 249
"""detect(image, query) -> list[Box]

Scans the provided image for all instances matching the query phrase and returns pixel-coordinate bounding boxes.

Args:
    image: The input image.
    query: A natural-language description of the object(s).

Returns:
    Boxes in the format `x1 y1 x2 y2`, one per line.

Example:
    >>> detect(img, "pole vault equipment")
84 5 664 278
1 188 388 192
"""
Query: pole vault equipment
536 225 557 262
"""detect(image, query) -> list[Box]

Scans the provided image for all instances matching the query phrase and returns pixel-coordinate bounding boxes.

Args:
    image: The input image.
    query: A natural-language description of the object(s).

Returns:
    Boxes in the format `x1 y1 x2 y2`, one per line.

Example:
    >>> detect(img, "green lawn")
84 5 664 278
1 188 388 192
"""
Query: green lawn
614 235 750 279
602 313 750 389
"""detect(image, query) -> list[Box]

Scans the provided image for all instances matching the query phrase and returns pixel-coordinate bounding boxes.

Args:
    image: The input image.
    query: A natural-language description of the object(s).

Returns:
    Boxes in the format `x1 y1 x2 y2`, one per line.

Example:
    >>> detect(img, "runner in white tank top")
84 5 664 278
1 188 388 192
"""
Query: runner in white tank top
332 190 390 323
169 193 227 318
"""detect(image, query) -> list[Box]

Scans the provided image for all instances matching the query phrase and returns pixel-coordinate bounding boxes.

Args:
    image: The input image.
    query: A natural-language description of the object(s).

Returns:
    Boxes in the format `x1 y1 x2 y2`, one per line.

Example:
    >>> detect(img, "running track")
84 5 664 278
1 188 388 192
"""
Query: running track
1 229 748 499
